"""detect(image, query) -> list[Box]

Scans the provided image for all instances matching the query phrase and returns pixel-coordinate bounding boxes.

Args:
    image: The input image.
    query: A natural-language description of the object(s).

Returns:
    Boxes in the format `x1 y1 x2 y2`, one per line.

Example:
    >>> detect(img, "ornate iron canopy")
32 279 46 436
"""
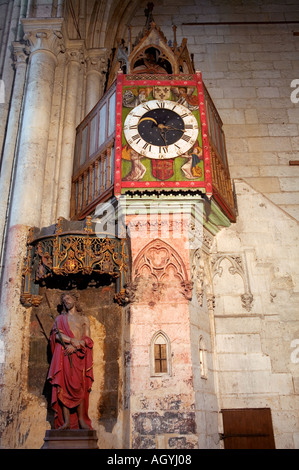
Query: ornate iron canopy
21 216 130 307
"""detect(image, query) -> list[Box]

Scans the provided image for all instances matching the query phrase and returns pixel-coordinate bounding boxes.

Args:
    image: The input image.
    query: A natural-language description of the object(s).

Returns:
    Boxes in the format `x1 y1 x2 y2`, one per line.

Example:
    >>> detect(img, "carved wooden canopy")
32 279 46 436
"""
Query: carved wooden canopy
106 3 195 89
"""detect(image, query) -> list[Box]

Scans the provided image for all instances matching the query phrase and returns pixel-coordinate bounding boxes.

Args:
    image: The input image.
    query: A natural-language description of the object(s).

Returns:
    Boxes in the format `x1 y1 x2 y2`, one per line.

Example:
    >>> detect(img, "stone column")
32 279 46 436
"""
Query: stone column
0 0 24 163
9 19 65 227
0 43 28 262
56 45 83 219
85 48 107 115
0 19 64 448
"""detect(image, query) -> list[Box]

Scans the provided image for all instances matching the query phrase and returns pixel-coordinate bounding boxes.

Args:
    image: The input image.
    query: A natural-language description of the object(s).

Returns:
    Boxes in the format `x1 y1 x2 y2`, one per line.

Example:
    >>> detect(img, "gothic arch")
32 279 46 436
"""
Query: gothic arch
133 238 193 301
84 0 140 50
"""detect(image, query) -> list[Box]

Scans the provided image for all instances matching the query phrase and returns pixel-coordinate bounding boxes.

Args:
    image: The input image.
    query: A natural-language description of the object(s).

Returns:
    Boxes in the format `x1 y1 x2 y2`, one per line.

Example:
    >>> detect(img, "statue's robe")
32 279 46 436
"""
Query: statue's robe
47 314 94 429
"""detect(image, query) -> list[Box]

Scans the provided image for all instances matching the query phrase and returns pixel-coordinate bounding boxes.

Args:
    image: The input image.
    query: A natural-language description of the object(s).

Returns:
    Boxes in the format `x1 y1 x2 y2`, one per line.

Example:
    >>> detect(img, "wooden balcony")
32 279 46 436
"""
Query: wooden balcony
203 83 236 222
70 82 116 220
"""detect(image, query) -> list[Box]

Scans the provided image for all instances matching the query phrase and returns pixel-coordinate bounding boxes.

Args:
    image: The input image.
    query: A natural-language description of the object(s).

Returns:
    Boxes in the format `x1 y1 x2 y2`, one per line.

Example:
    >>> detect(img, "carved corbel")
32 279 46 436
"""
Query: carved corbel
114 280 138 306
181 280 194 301
12 42 29 69
241 292 254 312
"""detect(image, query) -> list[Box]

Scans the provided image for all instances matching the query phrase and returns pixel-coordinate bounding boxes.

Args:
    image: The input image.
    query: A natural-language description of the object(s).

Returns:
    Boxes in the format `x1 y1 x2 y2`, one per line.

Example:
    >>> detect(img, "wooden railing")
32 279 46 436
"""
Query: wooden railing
71 82 116 220
203 84 236 222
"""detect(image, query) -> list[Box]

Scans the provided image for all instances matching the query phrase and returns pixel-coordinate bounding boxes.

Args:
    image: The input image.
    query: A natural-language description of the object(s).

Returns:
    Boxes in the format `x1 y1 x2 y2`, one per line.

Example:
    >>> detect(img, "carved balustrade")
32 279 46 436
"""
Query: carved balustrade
203 83 236 221
71 82 116 220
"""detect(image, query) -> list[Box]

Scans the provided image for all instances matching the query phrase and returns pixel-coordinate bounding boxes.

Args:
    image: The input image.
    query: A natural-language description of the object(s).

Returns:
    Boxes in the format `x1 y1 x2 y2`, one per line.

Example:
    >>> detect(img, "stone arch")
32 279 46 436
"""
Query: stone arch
133 238 192 302
83 0 140 50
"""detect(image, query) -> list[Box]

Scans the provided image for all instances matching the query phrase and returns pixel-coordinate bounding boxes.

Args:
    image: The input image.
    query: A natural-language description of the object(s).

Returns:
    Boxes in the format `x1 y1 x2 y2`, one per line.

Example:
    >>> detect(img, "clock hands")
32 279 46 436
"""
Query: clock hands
138 117 167 144
159 129 167 145
138 117 158 125
158 124 185 133
157 123 185 145
138 117 170 145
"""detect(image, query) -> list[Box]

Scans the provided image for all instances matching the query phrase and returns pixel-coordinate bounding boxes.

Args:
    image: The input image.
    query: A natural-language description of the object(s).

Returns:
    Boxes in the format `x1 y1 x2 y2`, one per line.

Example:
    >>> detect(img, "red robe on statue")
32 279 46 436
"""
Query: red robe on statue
47 314 94 429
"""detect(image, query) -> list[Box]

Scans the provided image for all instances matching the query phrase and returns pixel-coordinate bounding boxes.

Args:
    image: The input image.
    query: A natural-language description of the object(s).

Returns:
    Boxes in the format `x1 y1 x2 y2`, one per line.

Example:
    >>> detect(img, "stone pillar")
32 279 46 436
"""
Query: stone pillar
9 20 65 227
56 45 83 219
0 19 64 449
0 0 24 164
0 43 28 262
85 49 107 115
123 200 199 449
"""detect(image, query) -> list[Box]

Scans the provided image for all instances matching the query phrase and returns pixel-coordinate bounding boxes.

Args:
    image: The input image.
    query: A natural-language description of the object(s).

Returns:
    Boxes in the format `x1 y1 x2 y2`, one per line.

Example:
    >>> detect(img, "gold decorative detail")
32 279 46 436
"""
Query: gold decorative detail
125 74 194 81
21 219 129 307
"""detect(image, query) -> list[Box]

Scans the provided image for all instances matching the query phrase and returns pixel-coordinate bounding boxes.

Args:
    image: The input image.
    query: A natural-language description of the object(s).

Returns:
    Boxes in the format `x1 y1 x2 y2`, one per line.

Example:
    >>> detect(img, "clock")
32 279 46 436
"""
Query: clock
123 99 199 159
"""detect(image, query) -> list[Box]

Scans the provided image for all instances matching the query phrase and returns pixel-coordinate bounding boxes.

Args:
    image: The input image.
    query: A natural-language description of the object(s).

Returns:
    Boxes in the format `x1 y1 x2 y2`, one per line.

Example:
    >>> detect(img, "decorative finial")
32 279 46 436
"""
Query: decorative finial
144 2 154 30
172 24 177 49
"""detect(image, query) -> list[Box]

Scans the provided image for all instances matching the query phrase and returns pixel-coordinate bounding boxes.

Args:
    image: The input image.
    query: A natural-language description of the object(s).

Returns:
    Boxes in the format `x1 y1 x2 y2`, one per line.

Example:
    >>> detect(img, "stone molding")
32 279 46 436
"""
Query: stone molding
85 48 108 75
12 42 29 68
191 248 214 308
65 39 85 66
21 18 65 58
66 48 84 65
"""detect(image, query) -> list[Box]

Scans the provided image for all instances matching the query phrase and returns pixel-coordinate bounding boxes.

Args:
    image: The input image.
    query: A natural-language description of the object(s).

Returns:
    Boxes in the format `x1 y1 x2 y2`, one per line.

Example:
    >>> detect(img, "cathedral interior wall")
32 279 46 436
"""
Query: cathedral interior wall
0 0 298 449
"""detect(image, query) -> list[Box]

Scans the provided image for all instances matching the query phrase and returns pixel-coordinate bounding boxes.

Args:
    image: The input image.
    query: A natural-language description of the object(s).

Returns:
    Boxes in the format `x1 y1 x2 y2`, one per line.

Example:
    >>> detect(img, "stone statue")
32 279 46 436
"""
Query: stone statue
47 293 94 430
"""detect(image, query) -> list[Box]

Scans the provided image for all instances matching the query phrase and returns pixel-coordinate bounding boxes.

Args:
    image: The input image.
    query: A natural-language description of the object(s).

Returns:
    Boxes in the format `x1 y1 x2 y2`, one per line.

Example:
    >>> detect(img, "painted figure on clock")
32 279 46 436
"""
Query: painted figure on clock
121 86 204 183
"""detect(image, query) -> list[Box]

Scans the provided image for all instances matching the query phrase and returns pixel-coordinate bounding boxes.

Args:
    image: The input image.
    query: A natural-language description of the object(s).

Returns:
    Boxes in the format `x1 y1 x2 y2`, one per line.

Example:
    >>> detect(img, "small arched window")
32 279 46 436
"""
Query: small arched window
199 336 208 379
150 331 171 376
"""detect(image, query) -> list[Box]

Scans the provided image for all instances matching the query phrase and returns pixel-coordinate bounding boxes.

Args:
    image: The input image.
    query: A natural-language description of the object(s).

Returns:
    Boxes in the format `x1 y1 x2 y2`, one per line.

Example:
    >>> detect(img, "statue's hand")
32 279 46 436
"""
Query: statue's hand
64 344 76 356
70 338 81 349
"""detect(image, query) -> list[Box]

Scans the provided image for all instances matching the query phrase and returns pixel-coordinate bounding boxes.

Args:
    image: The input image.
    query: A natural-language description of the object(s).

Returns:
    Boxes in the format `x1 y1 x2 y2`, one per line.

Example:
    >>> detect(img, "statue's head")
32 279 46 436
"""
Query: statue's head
60 292 82 313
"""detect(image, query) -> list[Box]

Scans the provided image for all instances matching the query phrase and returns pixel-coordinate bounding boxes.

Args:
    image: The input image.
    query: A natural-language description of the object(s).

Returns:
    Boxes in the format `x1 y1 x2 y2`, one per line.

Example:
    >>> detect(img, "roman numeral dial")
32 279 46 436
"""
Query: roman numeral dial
123 99 199 159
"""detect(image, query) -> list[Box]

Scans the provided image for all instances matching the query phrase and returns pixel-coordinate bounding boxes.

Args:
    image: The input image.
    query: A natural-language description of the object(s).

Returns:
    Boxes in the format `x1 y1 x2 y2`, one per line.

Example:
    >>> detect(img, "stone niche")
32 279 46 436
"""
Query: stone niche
24 217 130 436
28 278 123 432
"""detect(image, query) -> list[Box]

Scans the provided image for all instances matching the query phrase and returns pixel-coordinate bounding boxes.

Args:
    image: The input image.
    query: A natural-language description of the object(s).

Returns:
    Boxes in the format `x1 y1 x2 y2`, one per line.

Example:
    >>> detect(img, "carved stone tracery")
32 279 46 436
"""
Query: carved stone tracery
211 252 254 312
133 239 193 302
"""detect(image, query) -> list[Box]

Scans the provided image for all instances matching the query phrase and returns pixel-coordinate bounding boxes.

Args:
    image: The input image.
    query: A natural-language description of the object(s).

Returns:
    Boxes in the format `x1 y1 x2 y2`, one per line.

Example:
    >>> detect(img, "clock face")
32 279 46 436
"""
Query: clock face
123 100 199 159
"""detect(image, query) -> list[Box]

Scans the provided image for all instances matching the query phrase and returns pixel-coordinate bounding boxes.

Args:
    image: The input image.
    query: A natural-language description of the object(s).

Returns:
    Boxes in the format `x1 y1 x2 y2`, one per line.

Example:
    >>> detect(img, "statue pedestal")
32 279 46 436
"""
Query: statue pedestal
42 429 98 449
